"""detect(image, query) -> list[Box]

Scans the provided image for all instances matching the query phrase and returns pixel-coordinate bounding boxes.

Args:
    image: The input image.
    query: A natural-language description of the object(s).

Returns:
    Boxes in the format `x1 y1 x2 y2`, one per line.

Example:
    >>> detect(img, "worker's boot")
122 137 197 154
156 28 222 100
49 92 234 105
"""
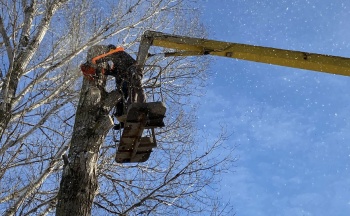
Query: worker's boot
113 122 124 130
116 114 126 123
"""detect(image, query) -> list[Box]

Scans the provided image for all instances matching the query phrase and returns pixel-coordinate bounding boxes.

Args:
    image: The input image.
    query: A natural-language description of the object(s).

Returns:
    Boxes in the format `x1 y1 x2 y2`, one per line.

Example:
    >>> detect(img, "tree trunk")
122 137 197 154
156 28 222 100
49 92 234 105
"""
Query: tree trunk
56 46 119 216
0 63 22 142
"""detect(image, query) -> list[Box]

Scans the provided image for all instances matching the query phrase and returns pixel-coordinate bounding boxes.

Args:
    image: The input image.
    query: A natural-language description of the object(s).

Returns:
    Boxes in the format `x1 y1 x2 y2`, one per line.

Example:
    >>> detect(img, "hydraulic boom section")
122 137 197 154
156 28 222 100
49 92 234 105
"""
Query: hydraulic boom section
137 30 350 77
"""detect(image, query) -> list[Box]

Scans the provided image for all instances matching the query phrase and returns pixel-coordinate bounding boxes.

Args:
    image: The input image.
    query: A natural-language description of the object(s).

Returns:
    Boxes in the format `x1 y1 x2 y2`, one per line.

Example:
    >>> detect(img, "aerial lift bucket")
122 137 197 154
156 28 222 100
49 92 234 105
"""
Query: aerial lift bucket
115 101 166 163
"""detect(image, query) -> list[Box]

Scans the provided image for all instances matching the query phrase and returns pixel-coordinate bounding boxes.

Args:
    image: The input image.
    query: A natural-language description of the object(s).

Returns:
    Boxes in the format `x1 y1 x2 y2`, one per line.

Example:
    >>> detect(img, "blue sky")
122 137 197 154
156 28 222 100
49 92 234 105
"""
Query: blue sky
199 1 350 215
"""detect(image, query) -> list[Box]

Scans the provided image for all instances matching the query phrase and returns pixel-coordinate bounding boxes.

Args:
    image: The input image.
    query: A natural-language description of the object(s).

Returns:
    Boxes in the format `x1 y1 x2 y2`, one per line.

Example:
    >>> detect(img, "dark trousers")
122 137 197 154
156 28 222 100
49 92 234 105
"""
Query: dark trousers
115 80 128 117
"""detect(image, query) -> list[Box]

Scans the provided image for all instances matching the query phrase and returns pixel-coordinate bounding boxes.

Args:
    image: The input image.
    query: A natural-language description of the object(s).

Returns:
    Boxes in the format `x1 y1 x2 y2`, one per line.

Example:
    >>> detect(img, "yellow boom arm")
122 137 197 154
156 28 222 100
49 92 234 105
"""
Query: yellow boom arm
136 30 350 76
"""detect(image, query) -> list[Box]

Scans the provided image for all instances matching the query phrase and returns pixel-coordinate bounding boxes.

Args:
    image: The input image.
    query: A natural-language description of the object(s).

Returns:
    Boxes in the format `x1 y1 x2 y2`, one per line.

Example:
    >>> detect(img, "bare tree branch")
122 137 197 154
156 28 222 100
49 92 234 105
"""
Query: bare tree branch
0 16 13 63
18 0 36 49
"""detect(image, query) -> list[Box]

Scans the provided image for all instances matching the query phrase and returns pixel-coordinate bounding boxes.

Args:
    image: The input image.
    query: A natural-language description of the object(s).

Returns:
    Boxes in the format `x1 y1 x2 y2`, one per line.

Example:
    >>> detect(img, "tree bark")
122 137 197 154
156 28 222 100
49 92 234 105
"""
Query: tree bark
56 46 119 216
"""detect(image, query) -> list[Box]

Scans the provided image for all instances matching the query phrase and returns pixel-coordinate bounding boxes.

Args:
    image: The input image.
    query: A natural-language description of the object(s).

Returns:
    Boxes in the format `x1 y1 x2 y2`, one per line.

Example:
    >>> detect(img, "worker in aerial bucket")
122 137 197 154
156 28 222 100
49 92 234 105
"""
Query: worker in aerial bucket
80 45 146 130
